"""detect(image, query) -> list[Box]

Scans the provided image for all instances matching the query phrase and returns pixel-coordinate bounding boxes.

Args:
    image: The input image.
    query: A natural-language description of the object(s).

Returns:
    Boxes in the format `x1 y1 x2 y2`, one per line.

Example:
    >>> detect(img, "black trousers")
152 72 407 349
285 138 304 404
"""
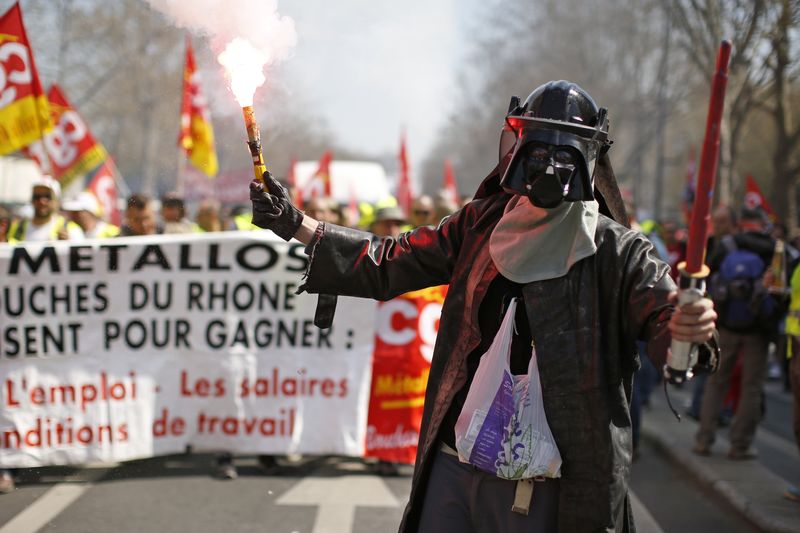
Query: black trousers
418 448 559 533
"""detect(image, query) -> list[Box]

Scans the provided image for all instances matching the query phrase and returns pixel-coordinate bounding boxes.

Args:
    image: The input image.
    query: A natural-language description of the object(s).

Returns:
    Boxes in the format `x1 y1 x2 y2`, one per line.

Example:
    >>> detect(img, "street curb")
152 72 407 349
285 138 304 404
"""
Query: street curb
643 421 800 533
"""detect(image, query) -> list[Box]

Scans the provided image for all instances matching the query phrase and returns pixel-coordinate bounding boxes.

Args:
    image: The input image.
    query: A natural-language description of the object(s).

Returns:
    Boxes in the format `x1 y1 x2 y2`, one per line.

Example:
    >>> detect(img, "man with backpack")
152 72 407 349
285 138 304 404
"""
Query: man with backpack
694 207 784 459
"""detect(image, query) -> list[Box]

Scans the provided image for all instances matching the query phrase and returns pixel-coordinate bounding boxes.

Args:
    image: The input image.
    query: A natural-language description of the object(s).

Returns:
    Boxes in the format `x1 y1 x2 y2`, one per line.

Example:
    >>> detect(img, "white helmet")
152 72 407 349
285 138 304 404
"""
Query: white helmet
31 174 61 199
62 191 102 217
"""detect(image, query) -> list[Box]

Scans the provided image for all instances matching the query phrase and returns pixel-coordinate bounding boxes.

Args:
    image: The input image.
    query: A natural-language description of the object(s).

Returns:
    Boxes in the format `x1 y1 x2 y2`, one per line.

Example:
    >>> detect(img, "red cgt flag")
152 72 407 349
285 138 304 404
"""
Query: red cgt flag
26 84 108 188
396 131 412 216
442 158 459 206
86 160 121 226
302 150 333 201
743 174 777 221
0 2 53 155
179 36 218 177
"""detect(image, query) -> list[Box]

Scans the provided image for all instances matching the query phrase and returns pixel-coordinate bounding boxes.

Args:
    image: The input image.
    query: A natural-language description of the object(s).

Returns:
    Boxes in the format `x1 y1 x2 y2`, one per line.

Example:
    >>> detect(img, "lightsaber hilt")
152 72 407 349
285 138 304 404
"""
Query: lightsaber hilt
664 262 711 384
242 105 268 187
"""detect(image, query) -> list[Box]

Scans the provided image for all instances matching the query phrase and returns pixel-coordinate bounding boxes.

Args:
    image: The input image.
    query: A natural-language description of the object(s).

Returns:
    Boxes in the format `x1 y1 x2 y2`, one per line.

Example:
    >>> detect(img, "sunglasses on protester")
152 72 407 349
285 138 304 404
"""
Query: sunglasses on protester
32 193 53 201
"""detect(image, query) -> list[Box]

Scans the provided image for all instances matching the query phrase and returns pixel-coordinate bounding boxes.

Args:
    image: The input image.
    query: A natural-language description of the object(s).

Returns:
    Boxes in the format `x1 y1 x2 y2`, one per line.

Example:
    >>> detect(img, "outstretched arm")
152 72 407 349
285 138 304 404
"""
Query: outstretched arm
250 171 463 300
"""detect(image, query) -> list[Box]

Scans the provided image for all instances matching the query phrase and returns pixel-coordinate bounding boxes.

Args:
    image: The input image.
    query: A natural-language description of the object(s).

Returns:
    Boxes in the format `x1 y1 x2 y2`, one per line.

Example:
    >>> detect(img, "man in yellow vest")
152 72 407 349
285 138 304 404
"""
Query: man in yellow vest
783 263 800 502
62 191 120 239
7 175 84 243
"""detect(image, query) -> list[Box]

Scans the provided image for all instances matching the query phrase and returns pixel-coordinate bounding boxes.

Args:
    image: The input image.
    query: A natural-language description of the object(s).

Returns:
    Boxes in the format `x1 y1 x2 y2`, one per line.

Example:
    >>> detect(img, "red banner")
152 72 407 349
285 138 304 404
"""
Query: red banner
0 2 52 155
365 286 446 464
86 160 121 226
35 84 108 187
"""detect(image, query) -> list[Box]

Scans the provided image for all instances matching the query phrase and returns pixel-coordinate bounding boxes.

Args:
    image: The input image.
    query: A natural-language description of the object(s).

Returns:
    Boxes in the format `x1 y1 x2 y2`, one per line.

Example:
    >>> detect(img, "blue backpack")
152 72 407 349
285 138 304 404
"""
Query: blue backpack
710 235 774 331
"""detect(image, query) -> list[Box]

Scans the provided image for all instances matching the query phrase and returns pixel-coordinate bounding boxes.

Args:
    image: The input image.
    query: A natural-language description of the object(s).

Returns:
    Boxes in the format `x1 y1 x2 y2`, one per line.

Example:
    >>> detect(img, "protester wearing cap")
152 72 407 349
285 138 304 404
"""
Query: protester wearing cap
7 175 84 243
409 195 435 228
62 191 120 239
370 205 407 239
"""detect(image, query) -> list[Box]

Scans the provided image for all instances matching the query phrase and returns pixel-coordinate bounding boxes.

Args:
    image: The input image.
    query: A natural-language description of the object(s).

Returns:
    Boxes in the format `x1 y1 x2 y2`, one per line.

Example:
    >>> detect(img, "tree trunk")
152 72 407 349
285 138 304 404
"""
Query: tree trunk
717 115 732 207
770 0 793 223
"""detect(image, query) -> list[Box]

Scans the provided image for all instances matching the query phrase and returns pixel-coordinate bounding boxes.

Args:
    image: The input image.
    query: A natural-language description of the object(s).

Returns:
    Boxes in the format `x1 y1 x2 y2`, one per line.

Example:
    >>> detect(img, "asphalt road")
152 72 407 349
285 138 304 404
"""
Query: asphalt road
3 376 795 533
0 437 764 533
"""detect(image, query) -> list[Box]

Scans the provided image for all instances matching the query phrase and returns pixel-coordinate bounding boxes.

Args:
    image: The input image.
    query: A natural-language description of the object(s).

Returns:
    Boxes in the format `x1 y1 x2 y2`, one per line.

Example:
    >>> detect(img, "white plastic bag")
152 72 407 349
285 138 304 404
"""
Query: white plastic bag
454 298 562 480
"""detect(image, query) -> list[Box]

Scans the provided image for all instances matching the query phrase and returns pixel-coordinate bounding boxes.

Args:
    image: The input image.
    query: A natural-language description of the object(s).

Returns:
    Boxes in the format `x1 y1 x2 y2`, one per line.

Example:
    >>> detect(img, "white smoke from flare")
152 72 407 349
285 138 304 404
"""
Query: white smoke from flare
218 38 267 106
144 0 296 104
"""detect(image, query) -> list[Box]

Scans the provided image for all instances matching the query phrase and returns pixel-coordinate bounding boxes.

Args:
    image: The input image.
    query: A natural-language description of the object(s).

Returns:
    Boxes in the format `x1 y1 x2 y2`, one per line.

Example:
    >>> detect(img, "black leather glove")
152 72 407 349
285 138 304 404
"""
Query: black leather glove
249 172 303 241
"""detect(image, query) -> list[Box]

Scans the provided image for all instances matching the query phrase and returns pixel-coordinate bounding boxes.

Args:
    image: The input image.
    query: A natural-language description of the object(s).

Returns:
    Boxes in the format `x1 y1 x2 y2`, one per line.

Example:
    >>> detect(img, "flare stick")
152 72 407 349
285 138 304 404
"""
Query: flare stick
664 40 732 384
242 105 268 186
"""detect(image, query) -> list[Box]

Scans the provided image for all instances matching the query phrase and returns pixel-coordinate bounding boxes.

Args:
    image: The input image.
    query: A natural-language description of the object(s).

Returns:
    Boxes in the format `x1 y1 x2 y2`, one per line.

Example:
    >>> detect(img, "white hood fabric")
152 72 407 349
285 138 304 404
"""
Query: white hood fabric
489 196 599 283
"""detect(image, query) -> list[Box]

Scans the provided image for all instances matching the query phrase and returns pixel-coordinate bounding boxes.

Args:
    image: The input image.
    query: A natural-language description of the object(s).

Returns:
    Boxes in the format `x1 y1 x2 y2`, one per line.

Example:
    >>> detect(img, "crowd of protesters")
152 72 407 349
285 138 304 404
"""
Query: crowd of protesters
2 174 800 505
624 198 800 502
0 175 464 491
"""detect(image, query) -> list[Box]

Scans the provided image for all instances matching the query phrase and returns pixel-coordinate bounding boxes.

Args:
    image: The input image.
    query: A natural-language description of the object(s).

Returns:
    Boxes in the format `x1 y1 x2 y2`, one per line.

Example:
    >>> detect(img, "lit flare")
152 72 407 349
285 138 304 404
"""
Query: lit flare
218 37 269 185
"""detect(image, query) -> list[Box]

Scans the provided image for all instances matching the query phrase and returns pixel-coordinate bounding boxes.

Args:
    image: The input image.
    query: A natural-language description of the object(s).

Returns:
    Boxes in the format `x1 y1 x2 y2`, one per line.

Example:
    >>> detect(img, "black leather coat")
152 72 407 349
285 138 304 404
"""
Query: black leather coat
299 190 680 532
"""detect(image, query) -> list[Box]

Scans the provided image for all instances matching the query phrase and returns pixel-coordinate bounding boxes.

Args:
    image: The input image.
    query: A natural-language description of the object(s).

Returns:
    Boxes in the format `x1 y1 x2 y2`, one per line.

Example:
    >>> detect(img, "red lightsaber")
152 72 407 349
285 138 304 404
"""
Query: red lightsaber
664 40 732 384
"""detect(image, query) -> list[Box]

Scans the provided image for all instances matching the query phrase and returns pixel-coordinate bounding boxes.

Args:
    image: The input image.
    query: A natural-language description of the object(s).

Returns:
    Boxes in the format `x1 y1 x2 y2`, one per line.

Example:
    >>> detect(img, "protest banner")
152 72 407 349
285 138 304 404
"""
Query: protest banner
0 232 375 467
365 286 444 464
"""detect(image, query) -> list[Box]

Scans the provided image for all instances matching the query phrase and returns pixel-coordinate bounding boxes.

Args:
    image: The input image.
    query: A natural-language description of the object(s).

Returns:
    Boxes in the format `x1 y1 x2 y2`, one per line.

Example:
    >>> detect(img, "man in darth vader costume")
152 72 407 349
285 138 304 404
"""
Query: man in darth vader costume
249 80 718 532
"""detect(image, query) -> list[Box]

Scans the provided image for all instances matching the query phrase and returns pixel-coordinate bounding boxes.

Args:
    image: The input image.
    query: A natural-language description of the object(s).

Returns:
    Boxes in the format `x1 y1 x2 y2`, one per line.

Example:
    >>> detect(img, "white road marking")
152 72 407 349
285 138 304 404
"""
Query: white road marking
629 491 665 533
0 482 92 533
276 476 400 533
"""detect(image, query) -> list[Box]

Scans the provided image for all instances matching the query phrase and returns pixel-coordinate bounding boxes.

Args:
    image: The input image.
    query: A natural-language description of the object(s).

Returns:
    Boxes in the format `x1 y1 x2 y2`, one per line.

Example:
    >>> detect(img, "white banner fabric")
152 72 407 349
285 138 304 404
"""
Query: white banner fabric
0 232 376 467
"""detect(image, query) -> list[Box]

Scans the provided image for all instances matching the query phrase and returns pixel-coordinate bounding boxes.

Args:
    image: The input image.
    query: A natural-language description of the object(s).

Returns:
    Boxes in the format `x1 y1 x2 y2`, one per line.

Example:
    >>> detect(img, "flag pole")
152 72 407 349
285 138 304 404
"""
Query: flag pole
176 149 187 196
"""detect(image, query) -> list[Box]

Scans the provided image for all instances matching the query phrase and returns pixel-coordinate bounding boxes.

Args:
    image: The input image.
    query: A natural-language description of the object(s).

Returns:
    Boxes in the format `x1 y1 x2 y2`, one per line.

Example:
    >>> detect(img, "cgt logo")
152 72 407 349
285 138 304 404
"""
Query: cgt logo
92 170 117 221
43 110 87 168
375 299 442 364
0 41 31 108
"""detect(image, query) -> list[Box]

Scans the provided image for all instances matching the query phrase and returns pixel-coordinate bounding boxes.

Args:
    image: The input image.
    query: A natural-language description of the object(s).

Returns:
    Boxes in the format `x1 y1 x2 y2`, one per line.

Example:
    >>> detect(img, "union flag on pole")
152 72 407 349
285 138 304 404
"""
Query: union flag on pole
302 150 333 201
0 2 52 155
86 160 121 226
179 36 218 177
743 174 777 221
396 131 412 216
442 158 459 206
27 84 108 188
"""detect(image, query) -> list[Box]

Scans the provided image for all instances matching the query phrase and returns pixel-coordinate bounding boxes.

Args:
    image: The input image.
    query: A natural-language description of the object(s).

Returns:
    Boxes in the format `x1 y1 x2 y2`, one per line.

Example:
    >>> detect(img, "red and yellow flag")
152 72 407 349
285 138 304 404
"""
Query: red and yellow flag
179 36 218 177
0 2 52 155
34 84 108 187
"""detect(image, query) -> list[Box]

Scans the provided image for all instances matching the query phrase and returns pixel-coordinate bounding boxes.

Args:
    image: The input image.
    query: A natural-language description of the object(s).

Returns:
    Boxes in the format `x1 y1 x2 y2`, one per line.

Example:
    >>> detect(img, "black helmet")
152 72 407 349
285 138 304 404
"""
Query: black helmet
499 80 611 208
